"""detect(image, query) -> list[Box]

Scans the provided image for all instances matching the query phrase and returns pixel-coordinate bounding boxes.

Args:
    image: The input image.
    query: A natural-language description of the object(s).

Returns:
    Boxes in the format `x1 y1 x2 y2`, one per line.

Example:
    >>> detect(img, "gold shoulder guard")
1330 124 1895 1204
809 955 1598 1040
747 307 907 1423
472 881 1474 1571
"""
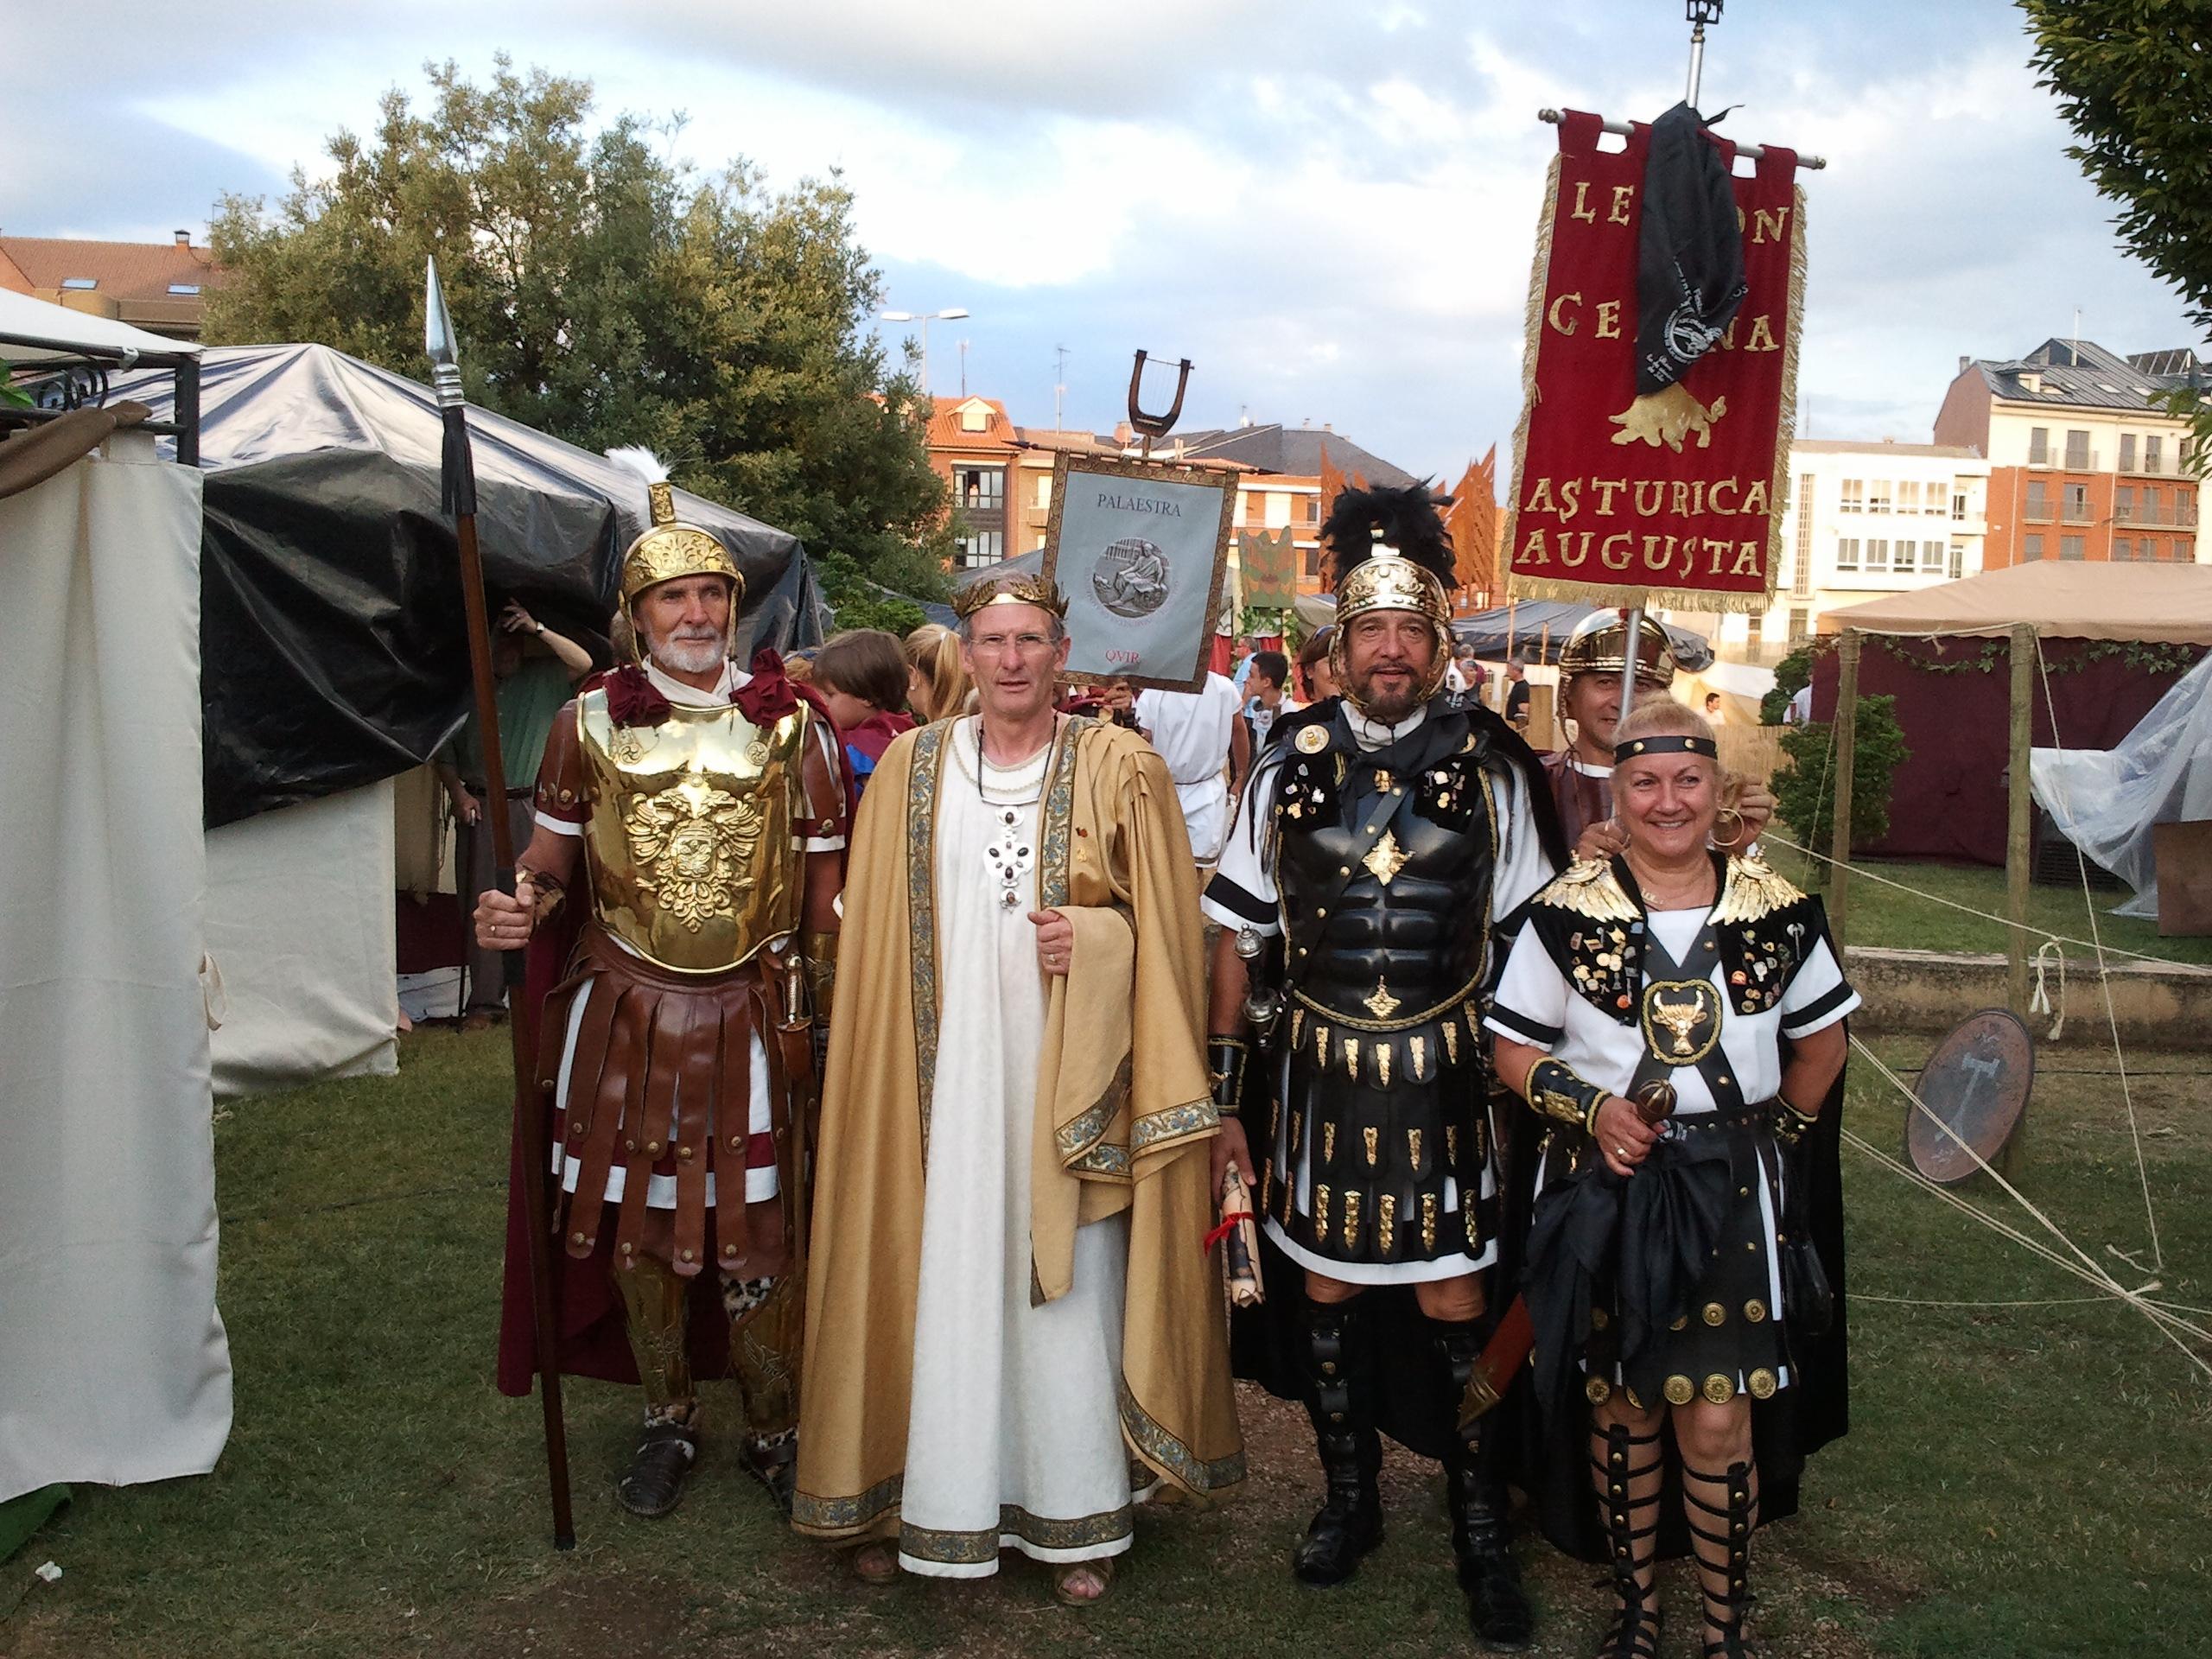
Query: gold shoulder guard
1710 849 1807 925
1536 857 1639 923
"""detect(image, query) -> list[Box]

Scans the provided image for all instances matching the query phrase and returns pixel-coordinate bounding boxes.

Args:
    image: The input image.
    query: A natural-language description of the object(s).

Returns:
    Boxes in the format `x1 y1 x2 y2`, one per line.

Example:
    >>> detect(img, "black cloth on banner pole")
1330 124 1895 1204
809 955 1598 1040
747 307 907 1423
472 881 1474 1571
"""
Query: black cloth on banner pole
1634 101 1750 397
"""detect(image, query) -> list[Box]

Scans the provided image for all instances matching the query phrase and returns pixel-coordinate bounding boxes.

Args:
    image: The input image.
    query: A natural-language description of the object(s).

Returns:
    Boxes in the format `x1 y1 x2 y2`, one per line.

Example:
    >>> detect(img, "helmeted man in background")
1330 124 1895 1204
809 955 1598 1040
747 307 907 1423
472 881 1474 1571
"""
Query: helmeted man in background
1544 613 1773 861
477 453 846 1517
1203 483 1565 1649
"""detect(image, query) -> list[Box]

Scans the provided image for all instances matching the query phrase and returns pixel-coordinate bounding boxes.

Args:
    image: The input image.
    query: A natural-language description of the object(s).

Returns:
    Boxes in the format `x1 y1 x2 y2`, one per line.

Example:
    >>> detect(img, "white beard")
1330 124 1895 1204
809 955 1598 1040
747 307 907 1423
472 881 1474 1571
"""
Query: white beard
649 632 726 677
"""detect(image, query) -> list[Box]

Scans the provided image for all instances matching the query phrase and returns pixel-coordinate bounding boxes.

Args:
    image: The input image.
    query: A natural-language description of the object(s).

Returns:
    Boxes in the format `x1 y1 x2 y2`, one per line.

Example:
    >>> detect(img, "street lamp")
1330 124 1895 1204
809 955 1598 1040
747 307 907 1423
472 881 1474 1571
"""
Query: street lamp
881 307 970 397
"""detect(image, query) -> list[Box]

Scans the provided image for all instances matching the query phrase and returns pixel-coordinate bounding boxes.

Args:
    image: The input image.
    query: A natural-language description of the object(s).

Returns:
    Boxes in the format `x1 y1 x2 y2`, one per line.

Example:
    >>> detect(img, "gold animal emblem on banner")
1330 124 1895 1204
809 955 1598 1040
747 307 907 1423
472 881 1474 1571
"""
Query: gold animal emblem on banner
1608 382 1729 453
622 774 763 931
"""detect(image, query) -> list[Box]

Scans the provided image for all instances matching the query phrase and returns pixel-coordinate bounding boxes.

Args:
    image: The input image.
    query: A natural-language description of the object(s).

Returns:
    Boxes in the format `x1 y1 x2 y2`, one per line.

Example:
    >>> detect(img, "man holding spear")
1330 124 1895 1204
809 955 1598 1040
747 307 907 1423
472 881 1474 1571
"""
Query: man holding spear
472 432 847 1518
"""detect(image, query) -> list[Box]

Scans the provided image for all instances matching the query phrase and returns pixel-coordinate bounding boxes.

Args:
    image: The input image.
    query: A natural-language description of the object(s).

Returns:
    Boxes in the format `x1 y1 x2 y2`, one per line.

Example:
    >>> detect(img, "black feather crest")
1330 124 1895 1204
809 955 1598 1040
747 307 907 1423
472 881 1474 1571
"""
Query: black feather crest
1321 480 1454 589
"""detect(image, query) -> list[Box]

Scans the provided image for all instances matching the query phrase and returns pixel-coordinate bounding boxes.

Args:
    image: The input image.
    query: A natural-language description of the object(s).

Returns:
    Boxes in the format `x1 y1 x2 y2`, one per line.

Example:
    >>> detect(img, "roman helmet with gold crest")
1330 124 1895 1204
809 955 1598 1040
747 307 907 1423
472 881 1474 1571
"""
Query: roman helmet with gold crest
1556 611 1679 690
1321 480 1457 713
606 447 744 659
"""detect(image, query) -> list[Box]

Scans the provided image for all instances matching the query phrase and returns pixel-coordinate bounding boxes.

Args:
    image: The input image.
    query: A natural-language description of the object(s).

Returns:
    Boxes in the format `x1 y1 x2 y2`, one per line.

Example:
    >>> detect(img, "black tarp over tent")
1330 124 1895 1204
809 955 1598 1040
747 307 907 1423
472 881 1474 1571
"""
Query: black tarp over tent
113 344 827 827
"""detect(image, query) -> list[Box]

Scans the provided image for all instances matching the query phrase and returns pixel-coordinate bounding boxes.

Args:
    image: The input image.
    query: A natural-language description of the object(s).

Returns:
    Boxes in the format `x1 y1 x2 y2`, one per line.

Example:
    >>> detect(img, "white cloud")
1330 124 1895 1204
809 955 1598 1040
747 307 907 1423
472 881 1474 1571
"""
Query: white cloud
3 1 2196 480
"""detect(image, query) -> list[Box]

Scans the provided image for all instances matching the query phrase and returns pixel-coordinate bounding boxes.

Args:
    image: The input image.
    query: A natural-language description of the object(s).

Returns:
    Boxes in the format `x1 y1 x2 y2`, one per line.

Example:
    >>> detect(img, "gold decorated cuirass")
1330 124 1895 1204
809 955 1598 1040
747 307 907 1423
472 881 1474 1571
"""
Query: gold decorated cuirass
575 688 809 973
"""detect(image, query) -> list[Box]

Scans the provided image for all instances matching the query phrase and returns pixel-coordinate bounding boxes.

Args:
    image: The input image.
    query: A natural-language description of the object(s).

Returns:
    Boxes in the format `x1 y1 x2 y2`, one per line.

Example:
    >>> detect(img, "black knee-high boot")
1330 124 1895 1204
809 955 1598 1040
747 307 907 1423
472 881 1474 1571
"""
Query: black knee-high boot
1293 1297 1384 1585
1434 1318 1533 1651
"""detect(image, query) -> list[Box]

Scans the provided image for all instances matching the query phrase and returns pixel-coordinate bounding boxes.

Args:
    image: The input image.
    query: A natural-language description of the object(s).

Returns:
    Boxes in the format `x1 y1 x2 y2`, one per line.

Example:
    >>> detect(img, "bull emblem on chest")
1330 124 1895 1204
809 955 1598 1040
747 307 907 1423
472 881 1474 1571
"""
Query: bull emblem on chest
1641 979 1721 1064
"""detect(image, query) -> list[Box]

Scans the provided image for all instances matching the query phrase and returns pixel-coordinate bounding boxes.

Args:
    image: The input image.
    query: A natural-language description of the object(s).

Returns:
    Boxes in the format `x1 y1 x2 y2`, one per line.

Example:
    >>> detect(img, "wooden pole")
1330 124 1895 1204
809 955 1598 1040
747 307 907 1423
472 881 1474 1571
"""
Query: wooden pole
1828 629 1861 947
2007 622 2036 1016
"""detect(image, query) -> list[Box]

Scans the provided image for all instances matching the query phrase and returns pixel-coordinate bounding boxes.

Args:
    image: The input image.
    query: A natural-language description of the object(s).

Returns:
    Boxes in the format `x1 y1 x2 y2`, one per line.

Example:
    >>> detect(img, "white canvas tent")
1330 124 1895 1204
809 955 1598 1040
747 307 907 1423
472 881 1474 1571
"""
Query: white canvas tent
0 383 233 1499
4 296 388 1095
0 286 198 363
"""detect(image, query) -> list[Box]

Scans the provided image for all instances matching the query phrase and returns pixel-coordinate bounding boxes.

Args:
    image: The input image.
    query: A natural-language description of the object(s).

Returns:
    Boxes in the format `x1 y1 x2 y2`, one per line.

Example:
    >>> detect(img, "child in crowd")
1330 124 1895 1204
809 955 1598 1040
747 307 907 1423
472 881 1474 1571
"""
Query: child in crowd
812 629 917 801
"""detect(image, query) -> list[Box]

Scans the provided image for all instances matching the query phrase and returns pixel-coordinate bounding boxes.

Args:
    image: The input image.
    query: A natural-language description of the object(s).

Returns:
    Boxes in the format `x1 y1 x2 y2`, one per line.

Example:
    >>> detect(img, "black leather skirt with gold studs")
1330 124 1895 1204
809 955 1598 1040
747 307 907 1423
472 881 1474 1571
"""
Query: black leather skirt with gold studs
1537 1098 1792 1414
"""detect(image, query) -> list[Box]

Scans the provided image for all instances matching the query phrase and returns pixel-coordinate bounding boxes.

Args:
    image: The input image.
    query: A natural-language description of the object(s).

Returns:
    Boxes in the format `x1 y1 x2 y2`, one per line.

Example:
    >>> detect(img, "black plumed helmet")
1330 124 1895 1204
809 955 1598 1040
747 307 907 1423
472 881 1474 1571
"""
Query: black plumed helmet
1320 480 1455 592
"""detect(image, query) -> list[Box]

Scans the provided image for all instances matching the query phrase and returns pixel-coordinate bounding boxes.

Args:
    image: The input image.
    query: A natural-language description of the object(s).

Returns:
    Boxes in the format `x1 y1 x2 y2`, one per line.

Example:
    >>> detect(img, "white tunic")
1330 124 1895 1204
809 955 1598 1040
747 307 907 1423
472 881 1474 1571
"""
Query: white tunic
1202 704 1560 1286
1135 671 1244 862
898 721 1135 1576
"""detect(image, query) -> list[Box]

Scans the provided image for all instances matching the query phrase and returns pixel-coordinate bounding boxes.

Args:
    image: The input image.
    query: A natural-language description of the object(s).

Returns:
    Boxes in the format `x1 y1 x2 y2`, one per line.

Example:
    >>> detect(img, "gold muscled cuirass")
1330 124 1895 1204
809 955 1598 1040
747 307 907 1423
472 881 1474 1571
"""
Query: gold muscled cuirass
575 688 810 973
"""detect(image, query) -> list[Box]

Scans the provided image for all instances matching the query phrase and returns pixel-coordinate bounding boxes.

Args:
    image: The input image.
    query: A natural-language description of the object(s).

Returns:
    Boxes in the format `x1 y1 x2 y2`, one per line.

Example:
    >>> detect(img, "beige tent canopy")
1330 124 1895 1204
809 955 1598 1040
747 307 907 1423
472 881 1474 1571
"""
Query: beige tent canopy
1818 560 2212 645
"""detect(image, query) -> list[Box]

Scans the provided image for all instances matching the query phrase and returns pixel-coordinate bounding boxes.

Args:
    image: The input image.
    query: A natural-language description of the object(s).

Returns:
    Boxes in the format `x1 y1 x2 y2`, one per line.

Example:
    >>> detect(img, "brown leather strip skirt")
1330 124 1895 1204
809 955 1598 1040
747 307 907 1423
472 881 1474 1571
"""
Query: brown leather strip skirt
537 924 799 1280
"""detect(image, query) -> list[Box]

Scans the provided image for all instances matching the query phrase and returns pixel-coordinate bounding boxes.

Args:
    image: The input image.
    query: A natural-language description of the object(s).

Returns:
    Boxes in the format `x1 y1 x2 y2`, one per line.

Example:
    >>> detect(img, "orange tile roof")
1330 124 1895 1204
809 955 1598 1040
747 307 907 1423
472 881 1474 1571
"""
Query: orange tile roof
926 394 1018 450
0 235 226 302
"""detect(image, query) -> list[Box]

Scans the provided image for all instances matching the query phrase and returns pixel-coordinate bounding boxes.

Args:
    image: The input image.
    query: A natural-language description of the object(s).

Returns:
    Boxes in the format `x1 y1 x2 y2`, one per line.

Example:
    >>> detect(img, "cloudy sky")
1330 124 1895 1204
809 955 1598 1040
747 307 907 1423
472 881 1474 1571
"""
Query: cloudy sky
10 1 2196 480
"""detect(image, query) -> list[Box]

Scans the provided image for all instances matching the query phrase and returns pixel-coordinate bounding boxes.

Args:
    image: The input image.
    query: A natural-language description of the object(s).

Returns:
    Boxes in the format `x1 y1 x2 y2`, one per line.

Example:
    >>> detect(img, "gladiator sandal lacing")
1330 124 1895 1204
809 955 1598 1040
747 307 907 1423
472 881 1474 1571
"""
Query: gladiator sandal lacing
1590 1422 1664 1658
1681 1459 1761 1657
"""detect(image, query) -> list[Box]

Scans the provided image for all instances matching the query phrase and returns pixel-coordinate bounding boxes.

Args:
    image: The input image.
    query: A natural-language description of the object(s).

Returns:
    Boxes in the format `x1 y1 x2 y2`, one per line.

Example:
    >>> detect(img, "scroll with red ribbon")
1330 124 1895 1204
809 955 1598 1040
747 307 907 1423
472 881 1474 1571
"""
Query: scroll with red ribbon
1503 109 1807 612
1206 1165 1264 1307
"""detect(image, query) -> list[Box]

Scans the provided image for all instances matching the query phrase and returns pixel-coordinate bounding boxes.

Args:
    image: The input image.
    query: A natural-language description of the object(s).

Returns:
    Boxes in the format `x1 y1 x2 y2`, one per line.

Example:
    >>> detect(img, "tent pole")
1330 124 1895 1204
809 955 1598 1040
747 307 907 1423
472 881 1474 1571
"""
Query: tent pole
1828 629 1860 946
2007 622 2035 1015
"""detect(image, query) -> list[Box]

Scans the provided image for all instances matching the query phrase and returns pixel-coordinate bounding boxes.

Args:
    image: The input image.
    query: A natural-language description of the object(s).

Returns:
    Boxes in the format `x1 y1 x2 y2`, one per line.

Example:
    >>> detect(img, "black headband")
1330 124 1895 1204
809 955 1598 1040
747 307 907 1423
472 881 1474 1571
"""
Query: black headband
1615 734 1719 762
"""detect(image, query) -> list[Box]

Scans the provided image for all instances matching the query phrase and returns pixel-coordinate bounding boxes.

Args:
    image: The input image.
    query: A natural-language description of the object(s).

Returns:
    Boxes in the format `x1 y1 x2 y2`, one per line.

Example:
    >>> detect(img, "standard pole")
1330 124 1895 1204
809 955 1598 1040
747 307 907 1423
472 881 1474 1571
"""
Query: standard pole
1687 15 1707 105
1618 606 1644 732
1828 629 1861 946
2007 623 2036 1014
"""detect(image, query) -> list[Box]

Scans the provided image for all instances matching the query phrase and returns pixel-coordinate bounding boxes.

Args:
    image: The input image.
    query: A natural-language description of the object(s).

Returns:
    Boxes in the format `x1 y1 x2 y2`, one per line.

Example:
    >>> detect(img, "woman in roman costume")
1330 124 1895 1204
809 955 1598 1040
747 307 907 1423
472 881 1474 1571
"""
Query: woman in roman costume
1486 699 1854 1659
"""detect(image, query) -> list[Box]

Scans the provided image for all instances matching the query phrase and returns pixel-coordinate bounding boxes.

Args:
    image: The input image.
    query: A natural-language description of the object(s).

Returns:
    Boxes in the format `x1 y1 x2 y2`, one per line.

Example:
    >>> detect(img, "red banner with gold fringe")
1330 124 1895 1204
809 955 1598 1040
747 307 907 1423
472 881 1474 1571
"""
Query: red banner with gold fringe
1503 110 1807 612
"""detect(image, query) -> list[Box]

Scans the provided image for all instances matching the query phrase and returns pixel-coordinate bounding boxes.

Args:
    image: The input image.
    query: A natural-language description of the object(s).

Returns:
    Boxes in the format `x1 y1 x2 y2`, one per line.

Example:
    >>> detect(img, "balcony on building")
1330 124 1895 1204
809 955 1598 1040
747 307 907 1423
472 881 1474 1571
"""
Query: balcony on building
2113 491 2200 530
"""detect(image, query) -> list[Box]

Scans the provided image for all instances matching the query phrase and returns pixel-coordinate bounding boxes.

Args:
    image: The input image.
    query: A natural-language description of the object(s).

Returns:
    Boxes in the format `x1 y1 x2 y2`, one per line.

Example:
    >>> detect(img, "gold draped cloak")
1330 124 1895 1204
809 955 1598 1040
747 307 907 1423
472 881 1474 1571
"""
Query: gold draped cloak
792 715 1246 1542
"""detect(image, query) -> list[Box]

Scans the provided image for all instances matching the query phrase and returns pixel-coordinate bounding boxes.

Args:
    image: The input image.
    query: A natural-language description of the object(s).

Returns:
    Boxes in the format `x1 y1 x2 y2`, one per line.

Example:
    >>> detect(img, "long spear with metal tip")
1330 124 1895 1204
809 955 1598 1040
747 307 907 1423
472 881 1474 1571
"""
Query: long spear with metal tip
426 255 575 1548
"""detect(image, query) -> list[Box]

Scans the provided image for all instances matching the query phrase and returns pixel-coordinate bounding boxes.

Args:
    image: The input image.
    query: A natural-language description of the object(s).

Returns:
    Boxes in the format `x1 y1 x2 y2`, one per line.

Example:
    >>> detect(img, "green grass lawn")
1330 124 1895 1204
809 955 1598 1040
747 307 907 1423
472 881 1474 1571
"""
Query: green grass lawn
1760 837 2212 969
5 1027 2208 1658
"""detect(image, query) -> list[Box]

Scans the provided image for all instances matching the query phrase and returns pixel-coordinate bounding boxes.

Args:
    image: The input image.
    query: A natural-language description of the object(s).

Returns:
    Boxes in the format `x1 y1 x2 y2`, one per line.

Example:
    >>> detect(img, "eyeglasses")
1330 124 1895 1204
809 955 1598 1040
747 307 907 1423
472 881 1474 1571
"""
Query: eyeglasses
969 632 1054 657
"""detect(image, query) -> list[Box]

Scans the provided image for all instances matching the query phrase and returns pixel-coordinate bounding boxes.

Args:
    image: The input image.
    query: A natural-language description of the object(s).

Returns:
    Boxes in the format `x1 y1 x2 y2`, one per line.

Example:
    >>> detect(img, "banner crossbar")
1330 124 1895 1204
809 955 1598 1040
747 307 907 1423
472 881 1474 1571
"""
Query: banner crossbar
1536 107 1827 170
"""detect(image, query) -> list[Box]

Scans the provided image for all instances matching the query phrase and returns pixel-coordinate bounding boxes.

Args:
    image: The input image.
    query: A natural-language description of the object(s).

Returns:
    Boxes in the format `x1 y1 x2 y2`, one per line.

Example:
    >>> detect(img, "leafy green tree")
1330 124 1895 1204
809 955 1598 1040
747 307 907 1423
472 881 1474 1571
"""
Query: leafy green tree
2022 1 2212 468
813 548 929 637
1760 642 1820 725
1773 693 1910 877
206 56 951 595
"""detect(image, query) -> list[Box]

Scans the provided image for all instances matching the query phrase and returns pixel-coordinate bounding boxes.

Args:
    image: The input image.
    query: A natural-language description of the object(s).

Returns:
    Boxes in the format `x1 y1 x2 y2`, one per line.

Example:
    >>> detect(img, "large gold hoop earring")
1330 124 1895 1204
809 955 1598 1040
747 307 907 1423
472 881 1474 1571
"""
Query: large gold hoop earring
1711 806 1747 850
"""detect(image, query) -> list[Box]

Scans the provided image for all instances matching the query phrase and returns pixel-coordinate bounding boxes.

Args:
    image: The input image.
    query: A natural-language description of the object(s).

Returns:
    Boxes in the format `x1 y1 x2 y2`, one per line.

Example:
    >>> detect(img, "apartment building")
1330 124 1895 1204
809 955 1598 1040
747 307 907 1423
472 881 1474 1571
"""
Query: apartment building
1688 439 1991 664
924 395 1024 569
1933 338 2204 569
0 231 224 340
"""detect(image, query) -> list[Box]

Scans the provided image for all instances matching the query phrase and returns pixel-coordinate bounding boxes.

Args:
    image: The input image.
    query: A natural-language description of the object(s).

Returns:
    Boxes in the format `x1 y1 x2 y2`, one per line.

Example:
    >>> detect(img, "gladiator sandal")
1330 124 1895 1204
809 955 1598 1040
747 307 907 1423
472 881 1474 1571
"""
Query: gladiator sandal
1434 1319 1533 1651
1292 1298 1384 1586
727 1273 802 1516
613 1255 700 1518
617 1420 701 1518
1590 1422 1665 1658
1681 1459 1761 1657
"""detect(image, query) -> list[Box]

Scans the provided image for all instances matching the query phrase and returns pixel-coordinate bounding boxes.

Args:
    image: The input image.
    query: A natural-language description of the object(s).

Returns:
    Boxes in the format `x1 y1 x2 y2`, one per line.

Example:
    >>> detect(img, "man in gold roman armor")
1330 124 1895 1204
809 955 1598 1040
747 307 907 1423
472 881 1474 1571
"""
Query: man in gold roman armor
477 454 846 1517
